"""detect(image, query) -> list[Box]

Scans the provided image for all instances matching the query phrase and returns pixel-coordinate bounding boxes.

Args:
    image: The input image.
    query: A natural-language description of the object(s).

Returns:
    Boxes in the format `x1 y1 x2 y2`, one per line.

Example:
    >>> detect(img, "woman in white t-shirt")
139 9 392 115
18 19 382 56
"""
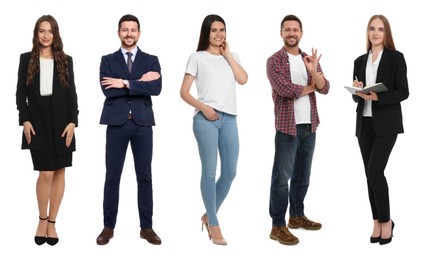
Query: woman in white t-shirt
180 14 248 245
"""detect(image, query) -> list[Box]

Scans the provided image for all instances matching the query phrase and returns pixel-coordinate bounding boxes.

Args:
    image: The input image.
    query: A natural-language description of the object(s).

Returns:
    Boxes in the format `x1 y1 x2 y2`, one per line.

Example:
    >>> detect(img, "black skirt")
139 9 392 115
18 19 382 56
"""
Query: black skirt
30 95 72 171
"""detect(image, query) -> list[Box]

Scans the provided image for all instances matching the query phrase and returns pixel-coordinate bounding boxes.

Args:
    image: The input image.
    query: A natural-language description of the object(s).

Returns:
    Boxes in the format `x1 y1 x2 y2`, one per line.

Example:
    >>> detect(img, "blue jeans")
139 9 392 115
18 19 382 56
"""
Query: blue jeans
269 124 316 226
193 111 239 226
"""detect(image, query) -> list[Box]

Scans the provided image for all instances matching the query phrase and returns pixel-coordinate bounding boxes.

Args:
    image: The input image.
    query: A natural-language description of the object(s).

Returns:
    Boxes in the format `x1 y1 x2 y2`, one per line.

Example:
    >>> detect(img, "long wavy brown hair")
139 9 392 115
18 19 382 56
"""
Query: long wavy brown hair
26 15 69 87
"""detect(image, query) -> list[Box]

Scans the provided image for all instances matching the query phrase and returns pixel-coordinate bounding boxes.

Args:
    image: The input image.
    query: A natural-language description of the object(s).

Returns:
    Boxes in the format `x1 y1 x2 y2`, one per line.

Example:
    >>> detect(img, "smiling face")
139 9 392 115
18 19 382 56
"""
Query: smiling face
368 18 385 48
118 21 140 49
208 21 226 48
281 20 303 49
38 21 53 48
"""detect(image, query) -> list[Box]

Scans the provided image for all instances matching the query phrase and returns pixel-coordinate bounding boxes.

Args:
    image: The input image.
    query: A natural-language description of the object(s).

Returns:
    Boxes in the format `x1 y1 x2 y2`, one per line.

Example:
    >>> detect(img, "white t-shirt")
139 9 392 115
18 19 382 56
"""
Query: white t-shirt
288 53 311 124
185 51 240 115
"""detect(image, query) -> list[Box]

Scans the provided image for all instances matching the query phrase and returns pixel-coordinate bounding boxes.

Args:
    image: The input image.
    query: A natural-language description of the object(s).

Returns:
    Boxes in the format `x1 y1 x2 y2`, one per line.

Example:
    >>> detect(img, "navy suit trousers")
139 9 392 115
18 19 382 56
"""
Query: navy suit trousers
103 119 153 228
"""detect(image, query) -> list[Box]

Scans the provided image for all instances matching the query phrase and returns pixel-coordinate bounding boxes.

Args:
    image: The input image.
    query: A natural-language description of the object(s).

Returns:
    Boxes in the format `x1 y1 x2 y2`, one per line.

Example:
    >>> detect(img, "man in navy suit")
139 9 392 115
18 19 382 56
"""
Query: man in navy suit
96 14 162 245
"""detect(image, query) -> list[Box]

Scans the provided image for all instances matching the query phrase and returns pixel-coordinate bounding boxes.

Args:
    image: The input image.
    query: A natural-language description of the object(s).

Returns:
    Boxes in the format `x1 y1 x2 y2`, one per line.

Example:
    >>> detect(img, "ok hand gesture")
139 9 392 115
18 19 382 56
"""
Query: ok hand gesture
303 48 322 73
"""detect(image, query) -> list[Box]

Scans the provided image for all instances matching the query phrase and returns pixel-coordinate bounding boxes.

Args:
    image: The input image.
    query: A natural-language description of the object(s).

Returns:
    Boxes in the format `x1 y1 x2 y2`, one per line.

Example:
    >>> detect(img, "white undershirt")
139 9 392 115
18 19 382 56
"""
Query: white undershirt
39 58 54 96
363 50 383 117
288 53 310 124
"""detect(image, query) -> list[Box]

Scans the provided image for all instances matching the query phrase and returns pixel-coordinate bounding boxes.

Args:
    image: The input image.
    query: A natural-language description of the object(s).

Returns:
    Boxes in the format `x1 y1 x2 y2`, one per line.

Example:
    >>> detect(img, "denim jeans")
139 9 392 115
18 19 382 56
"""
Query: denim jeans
269 124 316 226
193 111 239 226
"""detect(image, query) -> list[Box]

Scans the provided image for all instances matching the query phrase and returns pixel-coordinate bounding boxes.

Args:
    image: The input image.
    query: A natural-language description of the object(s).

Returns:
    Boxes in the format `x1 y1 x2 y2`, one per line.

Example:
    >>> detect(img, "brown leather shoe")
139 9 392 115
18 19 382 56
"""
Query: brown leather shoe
270 226 299 245
96 228 114 245
288 216 322 230
140 228 161 245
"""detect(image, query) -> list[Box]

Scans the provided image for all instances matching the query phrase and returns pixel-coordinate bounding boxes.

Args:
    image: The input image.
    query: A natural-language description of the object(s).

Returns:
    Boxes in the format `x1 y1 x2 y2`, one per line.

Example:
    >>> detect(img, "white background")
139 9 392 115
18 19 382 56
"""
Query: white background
1 0 423 259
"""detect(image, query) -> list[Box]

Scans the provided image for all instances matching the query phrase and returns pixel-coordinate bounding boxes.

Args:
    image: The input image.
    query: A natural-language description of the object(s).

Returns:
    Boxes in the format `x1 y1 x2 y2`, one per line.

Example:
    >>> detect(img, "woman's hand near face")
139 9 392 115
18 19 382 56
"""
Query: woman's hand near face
220 40 231 57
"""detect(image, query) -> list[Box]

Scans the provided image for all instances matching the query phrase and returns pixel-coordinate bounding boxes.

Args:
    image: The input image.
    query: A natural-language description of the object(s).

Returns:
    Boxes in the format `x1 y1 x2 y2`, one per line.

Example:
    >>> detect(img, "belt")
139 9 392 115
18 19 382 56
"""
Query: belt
128 114 133 120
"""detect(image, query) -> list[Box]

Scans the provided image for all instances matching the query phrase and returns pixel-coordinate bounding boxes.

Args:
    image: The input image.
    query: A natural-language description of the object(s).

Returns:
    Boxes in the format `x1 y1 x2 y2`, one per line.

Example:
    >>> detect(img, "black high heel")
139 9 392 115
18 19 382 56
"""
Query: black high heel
46 220 59 246
35 216 48 245
370 236 381 243
379 220 394 245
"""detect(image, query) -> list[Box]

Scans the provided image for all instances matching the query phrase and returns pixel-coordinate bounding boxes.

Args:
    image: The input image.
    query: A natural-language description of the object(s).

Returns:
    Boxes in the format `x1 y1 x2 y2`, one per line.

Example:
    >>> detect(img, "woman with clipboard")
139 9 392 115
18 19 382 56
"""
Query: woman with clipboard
351 14 409 245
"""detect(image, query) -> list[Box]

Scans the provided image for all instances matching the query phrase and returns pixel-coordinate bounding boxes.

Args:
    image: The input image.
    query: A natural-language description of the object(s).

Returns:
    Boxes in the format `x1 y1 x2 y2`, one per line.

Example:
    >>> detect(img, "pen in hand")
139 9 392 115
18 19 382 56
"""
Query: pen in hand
354 76 363 88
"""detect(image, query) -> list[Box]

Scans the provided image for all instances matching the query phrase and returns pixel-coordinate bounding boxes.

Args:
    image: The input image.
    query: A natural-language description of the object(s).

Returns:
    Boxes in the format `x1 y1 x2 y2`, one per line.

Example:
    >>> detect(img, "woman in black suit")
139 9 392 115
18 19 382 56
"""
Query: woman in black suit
352 14 409 245
16 15 78 246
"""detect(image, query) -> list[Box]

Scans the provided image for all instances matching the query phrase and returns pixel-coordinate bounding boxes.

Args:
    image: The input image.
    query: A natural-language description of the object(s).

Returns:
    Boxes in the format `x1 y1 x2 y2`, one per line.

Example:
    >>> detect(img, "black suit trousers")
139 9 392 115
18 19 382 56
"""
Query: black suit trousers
357 117 397 223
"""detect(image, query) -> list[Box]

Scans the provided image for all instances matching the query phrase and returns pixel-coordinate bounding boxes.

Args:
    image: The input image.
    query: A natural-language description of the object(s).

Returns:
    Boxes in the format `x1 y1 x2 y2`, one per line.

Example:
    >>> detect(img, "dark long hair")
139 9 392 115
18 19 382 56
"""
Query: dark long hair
27 15 69 87
366 15 395 51
196 14 226 51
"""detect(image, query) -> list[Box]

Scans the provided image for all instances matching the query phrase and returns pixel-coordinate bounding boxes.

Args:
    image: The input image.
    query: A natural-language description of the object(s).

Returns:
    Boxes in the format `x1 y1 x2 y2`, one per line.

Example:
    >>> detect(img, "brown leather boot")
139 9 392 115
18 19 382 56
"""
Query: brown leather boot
288 216 322 230
270 226 299 245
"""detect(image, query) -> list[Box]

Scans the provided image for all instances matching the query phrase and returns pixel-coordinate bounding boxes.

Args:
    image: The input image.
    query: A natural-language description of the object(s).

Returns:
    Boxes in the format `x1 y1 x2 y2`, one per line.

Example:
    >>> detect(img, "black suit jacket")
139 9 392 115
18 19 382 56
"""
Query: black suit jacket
353 48 409 136
99 47 161 126
16 52 79 155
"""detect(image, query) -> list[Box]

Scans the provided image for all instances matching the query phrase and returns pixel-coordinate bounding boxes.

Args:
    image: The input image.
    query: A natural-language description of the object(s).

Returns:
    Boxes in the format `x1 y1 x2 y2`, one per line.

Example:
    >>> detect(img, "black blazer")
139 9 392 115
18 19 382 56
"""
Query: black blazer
16 52 79 155
353 48 409 136
99 47 161 126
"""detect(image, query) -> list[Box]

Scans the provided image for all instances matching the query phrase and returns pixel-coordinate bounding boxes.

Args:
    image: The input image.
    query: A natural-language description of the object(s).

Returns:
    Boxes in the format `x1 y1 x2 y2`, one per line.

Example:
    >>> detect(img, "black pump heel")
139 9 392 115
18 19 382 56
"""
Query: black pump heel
46 220 59 246
370 236 381 243
379 221 394 245
35 216 48 245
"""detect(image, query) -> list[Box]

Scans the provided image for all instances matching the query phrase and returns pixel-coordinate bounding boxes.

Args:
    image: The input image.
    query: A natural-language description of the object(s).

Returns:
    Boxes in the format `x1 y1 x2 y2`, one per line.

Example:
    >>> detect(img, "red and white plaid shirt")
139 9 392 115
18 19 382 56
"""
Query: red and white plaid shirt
266 47 330 136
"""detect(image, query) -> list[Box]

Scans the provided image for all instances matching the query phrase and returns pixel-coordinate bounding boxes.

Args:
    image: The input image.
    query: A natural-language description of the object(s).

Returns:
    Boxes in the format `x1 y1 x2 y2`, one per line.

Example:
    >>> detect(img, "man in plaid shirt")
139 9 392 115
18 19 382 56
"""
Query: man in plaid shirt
266 14 330 246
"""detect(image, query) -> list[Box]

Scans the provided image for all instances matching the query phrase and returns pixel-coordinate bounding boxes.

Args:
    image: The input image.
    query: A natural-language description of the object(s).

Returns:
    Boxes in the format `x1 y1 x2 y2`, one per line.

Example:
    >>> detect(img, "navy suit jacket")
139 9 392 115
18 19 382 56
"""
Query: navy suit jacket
353 48 409 136
16 52 79 155
99 47 161 126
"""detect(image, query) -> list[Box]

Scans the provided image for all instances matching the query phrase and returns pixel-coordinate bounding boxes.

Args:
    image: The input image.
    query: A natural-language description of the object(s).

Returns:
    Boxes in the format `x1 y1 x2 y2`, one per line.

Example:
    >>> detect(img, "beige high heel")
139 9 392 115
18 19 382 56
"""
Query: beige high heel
201 214 209 233
208 225 227 245
201 214 227 245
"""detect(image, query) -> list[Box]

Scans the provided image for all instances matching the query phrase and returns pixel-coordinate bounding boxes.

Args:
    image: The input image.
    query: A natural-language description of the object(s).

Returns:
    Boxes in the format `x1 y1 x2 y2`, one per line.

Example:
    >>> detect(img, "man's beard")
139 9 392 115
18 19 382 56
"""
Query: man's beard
121 37 137 48
284 37 299 48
